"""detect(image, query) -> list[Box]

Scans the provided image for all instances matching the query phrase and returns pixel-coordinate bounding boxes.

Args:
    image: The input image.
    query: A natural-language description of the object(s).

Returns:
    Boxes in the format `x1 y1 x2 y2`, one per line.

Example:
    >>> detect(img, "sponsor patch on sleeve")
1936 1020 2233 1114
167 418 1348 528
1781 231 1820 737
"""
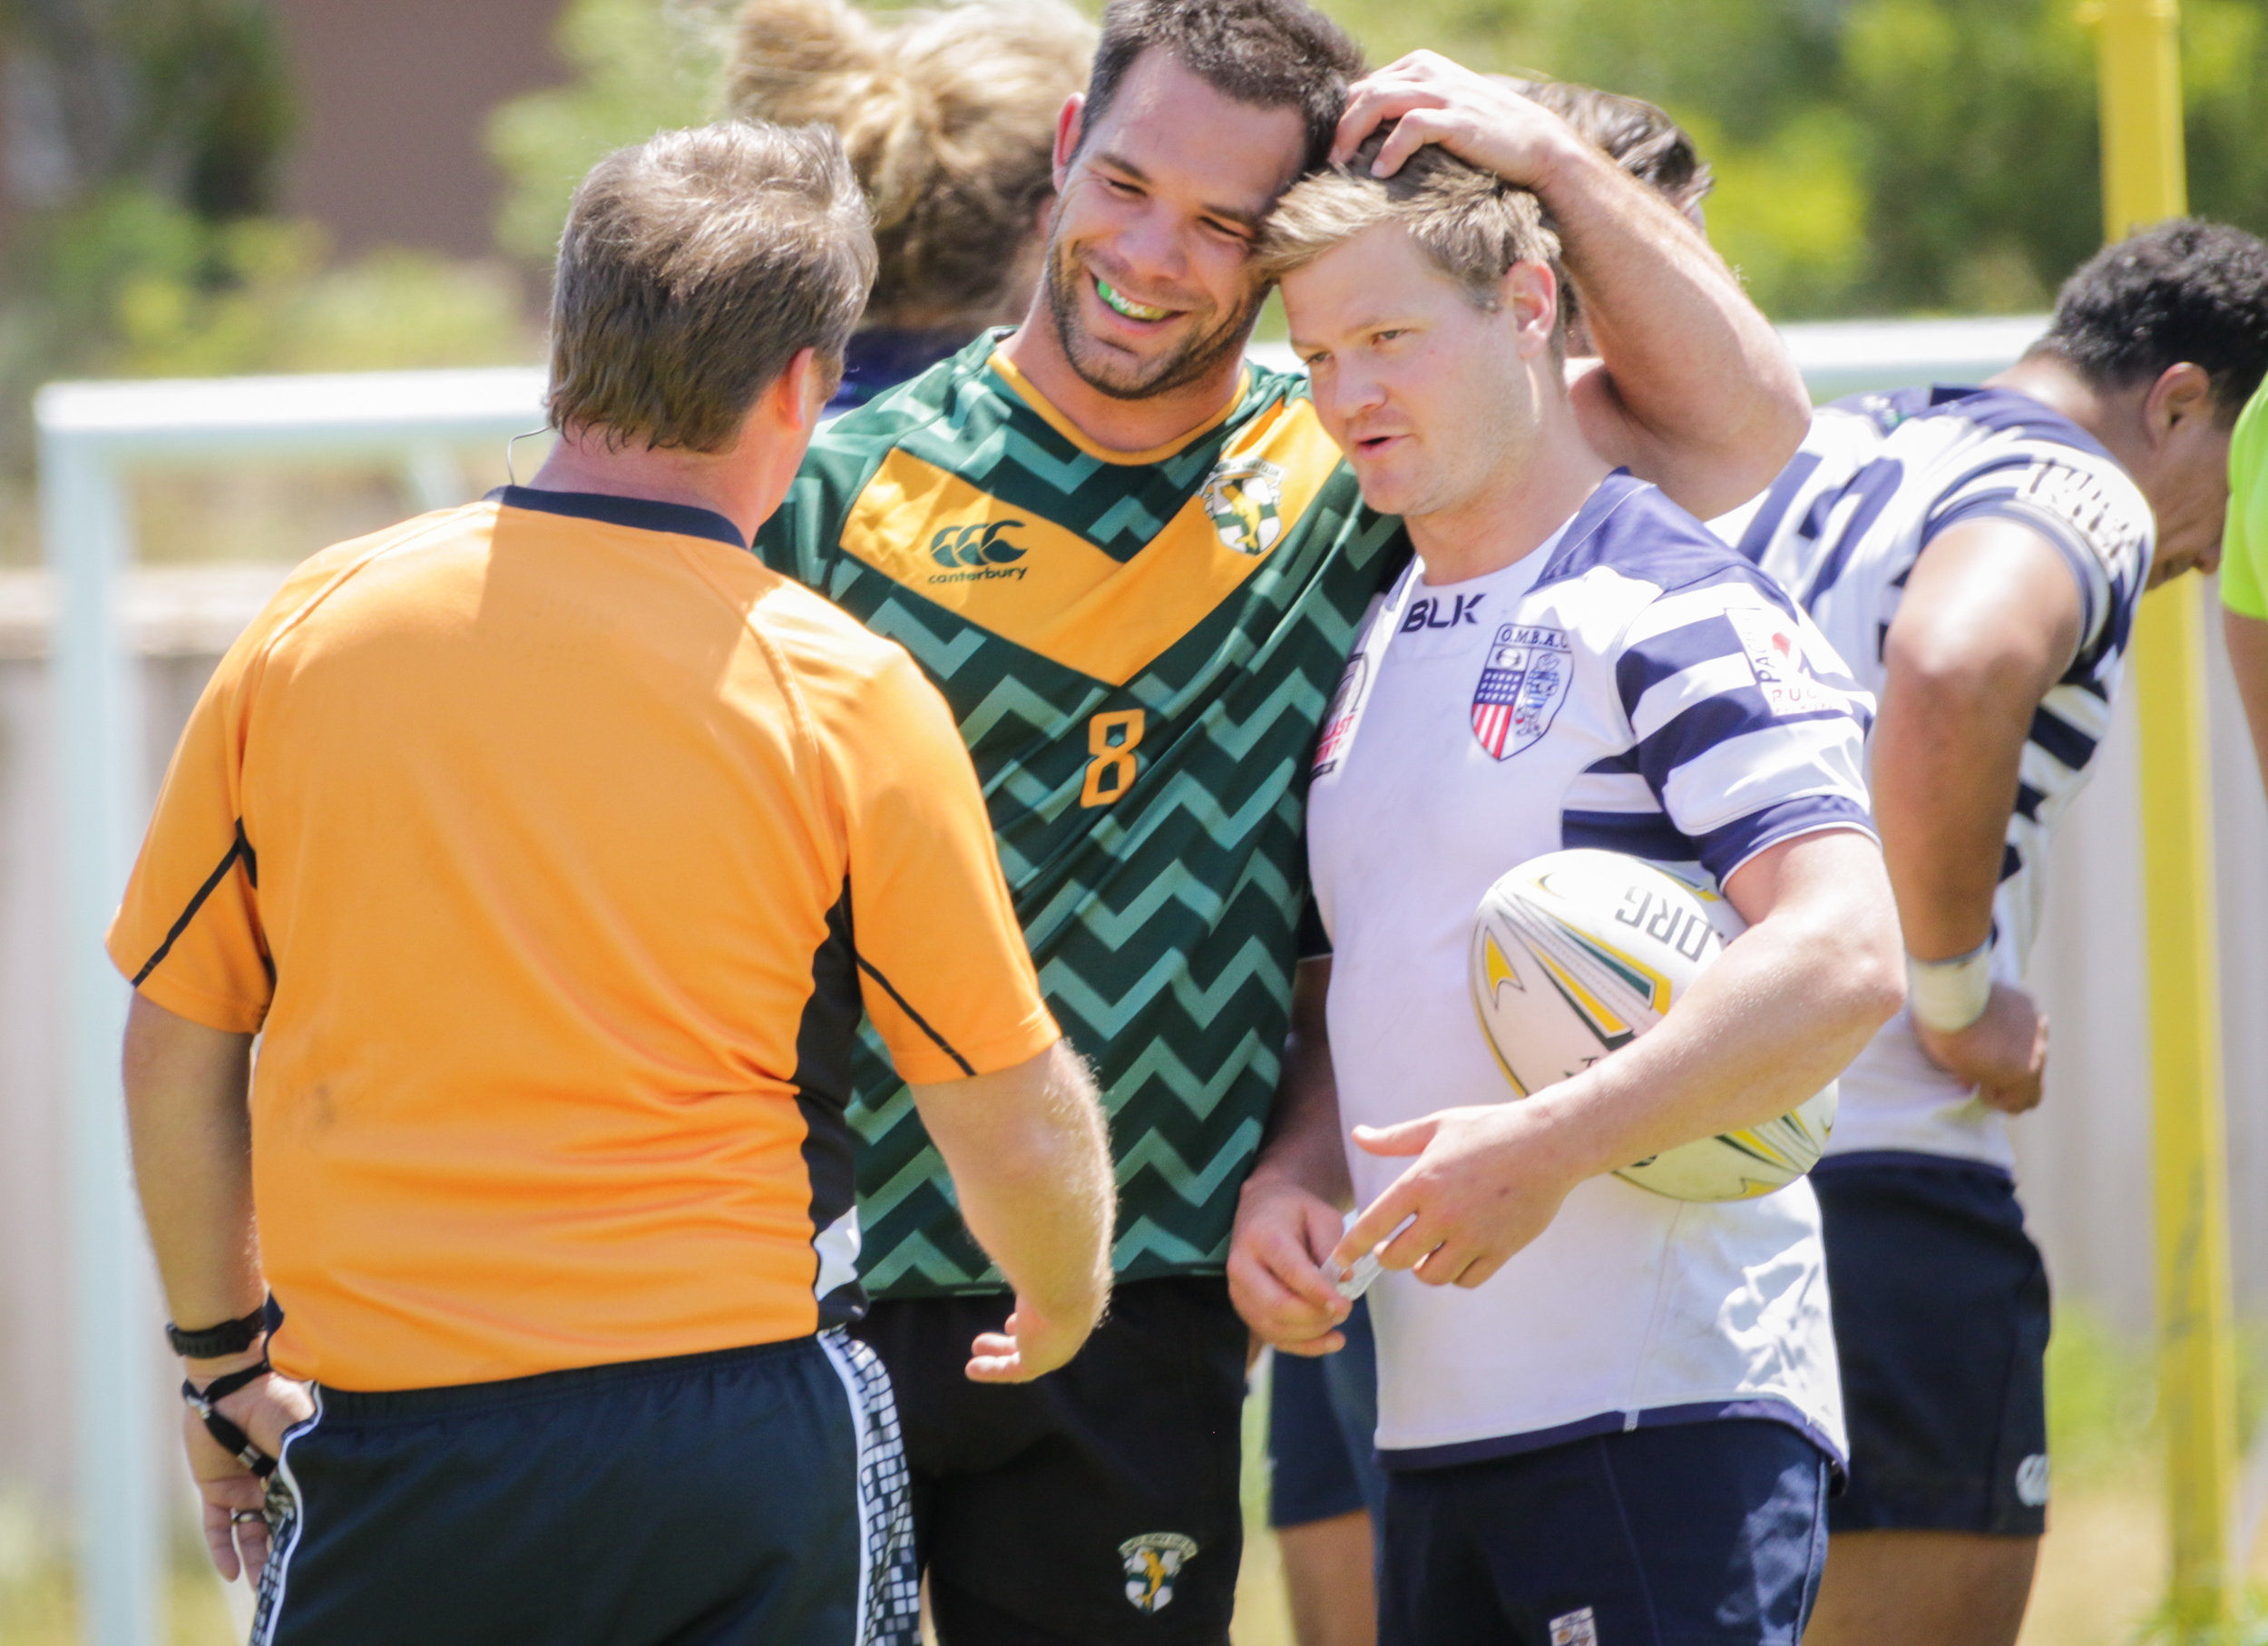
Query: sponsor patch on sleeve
1725 606 1842 717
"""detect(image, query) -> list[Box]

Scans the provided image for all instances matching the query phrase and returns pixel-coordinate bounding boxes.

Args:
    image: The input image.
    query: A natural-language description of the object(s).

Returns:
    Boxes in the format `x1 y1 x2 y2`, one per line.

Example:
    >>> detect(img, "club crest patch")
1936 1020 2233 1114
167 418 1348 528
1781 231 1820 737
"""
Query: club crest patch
1725 606 1839 717
1549 1606 1599 1646
1200 456 1286 556
1119 1532 1199 1612
1313 653 1368 776
1471 622 1572 759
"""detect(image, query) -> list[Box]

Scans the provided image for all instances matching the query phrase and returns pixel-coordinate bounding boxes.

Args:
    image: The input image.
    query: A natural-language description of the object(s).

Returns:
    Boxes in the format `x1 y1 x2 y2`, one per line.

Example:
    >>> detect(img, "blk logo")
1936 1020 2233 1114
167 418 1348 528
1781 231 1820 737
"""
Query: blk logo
1401 593 1484 632
930 521 1027 567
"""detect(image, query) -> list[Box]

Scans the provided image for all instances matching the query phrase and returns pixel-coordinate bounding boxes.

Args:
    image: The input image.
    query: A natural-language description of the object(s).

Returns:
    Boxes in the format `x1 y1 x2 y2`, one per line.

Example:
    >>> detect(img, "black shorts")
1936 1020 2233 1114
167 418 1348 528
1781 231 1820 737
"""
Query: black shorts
255 1333 917 1646
1813 1151 2051 1537
1380 1419 1830 1646
852 1276 1246 1645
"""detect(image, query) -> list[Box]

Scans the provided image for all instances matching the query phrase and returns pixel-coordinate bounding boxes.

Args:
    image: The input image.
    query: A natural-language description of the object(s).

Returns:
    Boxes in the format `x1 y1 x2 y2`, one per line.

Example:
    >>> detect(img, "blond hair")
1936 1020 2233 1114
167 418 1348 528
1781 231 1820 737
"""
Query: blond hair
728 0 1093 328
547 122 875 452
1256 137 1561 317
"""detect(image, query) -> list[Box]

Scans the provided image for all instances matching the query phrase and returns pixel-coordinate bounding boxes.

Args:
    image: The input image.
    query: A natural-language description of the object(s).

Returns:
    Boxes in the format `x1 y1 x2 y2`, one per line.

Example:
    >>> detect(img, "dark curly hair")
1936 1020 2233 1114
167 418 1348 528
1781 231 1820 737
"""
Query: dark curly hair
2034 219 2268 422
1502 78 1712 218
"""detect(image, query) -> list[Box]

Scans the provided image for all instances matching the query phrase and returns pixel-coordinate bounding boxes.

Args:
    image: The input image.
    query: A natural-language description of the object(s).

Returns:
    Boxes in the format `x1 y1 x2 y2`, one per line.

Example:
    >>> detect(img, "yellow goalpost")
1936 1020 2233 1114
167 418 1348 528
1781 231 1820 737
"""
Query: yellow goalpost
2089 0 2244 1629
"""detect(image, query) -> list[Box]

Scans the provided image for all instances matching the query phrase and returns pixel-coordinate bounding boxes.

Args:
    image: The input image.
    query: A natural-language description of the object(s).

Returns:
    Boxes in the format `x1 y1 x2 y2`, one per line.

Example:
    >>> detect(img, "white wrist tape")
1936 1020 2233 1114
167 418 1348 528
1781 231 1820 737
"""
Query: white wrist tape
1907 940 1994 1034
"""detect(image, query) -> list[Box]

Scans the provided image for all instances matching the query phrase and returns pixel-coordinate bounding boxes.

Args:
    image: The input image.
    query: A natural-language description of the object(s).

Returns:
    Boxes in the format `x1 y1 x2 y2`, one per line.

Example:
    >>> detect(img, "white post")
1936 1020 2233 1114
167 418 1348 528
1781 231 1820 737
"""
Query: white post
39 416 161 1646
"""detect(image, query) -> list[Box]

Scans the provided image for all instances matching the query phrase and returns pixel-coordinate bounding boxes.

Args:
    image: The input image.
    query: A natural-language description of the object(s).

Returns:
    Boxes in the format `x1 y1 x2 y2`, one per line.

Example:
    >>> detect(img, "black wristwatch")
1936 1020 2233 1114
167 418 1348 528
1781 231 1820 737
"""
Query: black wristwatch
165 1298 271 1359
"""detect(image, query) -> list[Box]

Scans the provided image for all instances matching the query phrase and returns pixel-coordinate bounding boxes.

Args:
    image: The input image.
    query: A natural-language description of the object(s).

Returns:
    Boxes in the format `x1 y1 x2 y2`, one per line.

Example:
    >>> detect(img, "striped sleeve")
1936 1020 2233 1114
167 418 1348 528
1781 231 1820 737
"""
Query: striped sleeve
1598 572 1877 885
1920 440 2152 657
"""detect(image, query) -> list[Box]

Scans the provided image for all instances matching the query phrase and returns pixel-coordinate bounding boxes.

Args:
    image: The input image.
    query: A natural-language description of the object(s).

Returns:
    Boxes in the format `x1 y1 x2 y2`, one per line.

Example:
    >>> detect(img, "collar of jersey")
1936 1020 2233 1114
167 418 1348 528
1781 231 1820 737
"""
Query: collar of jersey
486 485 746 550
984 348 1253 466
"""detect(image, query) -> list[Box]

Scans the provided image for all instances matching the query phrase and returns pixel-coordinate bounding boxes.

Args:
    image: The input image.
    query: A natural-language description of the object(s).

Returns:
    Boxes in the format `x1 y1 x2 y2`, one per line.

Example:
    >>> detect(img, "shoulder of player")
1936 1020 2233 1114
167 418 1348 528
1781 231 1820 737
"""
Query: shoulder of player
799 340 992 473
1545 475 1795 612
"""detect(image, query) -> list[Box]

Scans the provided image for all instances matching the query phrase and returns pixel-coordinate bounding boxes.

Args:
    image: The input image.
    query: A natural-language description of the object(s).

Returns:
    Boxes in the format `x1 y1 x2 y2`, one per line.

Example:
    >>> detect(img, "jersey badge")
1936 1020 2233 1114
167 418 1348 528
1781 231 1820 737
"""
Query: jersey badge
1313 654 1368 777
1119 1532 1199 1612
1726 607 1839 717
1200 456 1286 557
1471 622 1571 759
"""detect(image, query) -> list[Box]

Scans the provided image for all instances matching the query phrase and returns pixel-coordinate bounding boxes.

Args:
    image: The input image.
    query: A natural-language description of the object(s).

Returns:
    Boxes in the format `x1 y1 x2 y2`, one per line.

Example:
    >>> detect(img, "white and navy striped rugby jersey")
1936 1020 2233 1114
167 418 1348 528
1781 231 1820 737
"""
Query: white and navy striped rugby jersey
1712 387 2155 1170
1308 473 1875 1468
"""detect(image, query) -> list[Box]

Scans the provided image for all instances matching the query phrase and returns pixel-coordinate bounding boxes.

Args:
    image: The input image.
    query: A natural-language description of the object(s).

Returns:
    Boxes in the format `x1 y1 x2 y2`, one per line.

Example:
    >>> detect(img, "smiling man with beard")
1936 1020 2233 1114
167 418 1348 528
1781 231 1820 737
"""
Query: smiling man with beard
752 8 1812 1641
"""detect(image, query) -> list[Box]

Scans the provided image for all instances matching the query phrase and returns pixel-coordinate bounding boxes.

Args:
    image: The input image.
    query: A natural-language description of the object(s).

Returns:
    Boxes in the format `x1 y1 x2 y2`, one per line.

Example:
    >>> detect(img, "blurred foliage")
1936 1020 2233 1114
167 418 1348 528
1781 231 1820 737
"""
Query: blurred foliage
0 1 537 561
488 0 738 265
488 0 2268 323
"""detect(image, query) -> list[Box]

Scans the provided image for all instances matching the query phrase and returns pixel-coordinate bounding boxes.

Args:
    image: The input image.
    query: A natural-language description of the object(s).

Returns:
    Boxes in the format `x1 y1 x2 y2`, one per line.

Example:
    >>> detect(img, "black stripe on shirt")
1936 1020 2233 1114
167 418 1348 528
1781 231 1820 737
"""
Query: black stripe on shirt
131 821 252 987
855 955 976 1078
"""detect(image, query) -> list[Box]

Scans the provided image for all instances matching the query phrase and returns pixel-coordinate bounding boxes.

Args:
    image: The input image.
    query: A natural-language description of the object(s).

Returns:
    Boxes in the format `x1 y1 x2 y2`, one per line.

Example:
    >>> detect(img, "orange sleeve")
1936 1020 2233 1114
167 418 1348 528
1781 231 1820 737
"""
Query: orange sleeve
105 636 272 1033
830 648 1059 1083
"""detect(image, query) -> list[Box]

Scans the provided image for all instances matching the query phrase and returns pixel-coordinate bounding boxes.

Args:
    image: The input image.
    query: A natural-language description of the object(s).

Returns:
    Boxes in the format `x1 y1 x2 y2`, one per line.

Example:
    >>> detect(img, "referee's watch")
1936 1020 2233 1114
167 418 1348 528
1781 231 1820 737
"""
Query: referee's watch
165 1299 270 1360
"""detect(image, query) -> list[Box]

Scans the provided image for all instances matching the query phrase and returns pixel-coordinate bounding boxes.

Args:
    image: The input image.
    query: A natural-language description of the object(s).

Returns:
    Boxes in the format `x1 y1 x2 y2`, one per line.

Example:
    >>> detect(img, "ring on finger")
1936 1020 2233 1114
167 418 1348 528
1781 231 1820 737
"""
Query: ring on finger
230 1509 267 1525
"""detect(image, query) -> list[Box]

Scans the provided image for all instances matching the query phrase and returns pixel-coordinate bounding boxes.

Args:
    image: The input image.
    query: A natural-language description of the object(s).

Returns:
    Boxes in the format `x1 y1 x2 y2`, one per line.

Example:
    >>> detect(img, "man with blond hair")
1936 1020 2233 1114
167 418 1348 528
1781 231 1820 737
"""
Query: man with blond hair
755 0 1814 1631
1237 113 1906 1644
112 121 1113 1646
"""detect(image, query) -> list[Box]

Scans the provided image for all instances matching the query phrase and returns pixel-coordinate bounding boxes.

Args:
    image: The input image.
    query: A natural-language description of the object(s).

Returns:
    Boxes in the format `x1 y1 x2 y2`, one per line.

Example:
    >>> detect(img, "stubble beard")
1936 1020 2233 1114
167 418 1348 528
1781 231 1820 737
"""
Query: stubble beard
1042 239 1263 403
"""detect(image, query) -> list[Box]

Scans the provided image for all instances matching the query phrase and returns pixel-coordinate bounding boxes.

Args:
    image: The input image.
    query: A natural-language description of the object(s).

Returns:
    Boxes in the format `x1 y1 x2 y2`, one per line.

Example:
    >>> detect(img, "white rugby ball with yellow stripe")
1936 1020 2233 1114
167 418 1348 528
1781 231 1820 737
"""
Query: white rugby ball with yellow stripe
1470 848 1836 1202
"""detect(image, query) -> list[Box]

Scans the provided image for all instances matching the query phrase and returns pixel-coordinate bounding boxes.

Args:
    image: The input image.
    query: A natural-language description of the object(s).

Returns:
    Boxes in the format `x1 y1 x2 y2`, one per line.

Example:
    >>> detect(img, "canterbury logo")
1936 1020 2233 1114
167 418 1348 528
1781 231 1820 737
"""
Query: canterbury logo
930 521 1027 567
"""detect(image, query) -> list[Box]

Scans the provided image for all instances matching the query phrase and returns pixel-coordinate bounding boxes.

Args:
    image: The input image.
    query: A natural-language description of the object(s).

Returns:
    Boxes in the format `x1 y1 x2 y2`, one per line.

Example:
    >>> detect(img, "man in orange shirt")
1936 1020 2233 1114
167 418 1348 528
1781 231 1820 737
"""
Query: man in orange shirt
111 121 1114 1646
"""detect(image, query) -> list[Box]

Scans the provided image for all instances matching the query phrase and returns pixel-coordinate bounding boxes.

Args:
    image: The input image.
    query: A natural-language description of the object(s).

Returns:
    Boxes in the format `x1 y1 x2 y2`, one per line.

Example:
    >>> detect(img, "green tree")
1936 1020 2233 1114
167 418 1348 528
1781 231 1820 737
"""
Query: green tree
486 0 2268 322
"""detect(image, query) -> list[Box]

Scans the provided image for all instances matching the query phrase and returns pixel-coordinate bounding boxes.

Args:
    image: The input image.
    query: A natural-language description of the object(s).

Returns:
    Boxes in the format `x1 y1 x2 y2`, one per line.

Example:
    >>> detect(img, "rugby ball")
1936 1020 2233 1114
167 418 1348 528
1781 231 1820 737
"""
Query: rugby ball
1469 848 1835 1201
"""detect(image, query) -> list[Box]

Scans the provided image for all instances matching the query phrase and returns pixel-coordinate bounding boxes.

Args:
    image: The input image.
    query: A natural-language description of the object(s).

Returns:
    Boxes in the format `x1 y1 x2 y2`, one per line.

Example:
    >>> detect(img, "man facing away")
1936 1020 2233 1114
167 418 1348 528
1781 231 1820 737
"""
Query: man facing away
752 1 1815 1635
111 122 1113 1646
1237 124 1907 1644
1713 218 2268 1646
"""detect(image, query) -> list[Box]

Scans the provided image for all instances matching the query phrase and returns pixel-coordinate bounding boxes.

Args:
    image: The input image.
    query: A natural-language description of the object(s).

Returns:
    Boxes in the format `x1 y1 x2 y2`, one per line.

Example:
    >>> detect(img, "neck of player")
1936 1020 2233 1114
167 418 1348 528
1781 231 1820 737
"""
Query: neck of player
1410 397 1612 589
525 351 827 544
997 290 1254 457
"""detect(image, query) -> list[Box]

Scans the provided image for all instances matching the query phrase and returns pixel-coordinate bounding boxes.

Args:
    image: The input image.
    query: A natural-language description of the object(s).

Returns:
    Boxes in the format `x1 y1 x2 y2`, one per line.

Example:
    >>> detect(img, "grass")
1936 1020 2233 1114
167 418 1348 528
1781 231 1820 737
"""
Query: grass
3 1309 2260 1645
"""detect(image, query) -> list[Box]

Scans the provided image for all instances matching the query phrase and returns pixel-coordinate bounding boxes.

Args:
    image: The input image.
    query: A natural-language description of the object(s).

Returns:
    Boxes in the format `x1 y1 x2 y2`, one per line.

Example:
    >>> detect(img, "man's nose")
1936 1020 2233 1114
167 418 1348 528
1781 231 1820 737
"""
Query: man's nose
1325 370 1384 426
1113 207 1188 283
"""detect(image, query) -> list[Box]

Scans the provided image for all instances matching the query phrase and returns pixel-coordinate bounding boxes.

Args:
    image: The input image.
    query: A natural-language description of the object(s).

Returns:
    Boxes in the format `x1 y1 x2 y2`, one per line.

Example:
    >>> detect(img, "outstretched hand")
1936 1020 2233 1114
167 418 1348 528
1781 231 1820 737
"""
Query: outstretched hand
1332 1103 1579 1292
1333 52 1581 192
965 1290 1100 1384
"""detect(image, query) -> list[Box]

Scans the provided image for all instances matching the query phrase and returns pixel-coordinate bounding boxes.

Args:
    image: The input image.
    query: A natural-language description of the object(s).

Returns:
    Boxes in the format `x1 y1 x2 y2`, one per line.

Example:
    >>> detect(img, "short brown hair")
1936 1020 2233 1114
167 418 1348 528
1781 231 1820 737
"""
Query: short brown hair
1256 137 1561 316
546 122 876 452
727 0 1092 329
1503 78 1713 216
1082 0 1364 175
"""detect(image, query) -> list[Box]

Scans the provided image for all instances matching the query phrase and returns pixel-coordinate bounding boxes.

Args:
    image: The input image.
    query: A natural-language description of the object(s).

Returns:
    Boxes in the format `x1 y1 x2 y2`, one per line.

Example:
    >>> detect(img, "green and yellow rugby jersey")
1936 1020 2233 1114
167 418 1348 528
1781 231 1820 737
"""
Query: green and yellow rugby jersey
756 333 1403 1298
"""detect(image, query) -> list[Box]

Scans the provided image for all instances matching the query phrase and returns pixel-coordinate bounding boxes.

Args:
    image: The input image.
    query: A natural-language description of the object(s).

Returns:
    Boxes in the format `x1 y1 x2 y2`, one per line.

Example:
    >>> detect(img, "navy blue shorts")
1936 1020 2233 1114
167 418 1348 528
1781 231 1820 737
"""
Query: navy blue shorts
1380 1420 1829 1646
1813 1151 2050 1536
254 1334 916 1646
1267 1297 1388 1529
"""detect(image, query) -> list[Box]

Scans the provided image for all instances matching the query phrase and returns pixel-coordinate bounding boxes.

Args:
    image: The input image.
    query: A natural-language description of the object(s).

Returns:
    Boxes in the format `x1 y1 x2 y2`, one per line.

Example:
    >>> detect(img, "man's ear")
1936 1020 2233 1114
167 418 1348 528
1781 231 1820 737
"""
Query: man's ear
2144 360 2215 446
1053 94 1085 191
769 347 830 436
1503 260 1559 352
